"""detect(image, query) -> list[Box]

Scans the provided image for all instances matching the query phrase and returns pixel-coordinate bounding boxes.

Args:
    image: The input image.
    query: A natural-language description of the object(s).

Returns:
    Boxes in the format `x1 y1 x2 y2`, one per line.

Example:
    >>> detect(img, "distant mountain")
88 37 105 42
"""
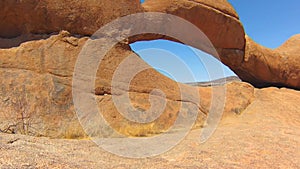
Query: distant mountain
185 76 241 87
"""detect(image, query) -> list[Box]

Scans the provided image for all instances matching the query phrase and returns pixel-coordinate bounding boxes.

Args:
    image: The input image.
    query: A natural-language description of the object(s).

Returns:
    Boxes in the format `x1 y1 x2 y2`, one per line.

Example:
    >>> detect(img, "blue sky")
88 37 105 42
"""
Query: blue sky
131 40 231 83
228 0 300 48
132 0 300 83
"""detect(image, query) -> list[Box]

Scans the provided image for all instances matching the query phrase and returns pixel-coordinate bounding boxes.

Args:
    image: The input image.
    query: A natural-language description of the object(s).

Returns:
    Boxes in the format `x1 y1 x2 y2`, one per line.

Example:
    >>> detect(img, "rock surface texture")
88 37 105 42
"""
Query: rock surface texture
0 0 142 38
141 0 300 89
236 35 300 89
142 0 244 50
0 87 299 168
1 0 299 88
0 32 254 138
0 0 299 168
0 0 142 48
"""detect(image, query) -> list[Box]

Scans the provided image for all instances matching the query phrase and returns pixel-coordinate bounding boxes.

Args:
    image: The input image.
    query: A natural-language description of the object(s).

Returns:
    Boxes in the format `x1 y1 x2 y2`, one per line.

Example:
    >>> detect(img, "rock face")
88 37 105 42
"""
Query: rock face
274 34 300 88
141 0 245 63
1 0 298 89
141 0 300 89
142 0 244 49
234 35 300 89
0 32 254 138
0 0 142 47
0 0 299 167
0 87 299 168
0 33 87 138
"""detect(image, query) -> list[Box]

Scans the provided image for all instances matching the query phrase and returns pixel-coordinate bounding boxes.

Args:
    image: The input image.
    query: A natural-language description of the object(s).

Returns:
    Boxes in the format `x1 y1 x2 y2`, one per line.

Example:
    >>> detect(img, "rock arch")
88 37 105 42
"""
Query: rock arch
1 0 298 88
139 0 300 89
0 0 298 138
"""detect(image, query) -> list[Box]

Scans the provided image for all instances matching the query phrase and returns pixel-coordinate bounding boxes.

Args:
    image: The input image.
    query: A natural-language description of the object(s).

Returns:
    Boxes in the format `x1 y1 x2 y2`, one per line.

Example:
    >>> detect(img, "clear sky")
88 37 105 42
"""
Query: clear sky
130 40 233 83
132 0 300 82
228 0 300 49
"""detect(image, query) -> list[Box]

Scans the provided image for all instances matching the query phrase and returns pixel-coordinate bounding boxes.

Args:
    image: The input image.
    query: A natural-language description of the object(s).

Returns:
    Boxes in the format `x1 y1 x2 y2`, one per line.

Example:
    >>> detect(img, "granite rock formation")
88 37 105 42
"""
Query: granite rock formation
0 32 254 138
0 0 299 167
233 35 300 89
0 0 142 48
1 0 299 88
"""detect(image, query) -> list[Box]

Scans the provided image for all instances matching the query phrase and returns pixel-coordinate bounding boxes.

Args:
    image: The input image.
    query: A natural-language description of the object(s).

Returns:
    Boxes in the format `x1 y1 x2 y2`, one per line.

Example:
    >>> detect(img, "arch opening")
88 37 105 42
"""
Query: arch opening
130 39 240 86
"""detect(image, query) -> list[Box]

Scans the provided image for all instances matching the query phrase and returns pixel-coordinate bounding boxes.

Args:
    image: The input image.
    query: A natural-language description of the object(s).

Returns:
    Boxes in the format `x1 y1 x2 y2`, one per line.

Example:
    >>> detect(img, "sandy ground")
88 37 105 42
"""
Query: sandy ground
0 87 299 168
